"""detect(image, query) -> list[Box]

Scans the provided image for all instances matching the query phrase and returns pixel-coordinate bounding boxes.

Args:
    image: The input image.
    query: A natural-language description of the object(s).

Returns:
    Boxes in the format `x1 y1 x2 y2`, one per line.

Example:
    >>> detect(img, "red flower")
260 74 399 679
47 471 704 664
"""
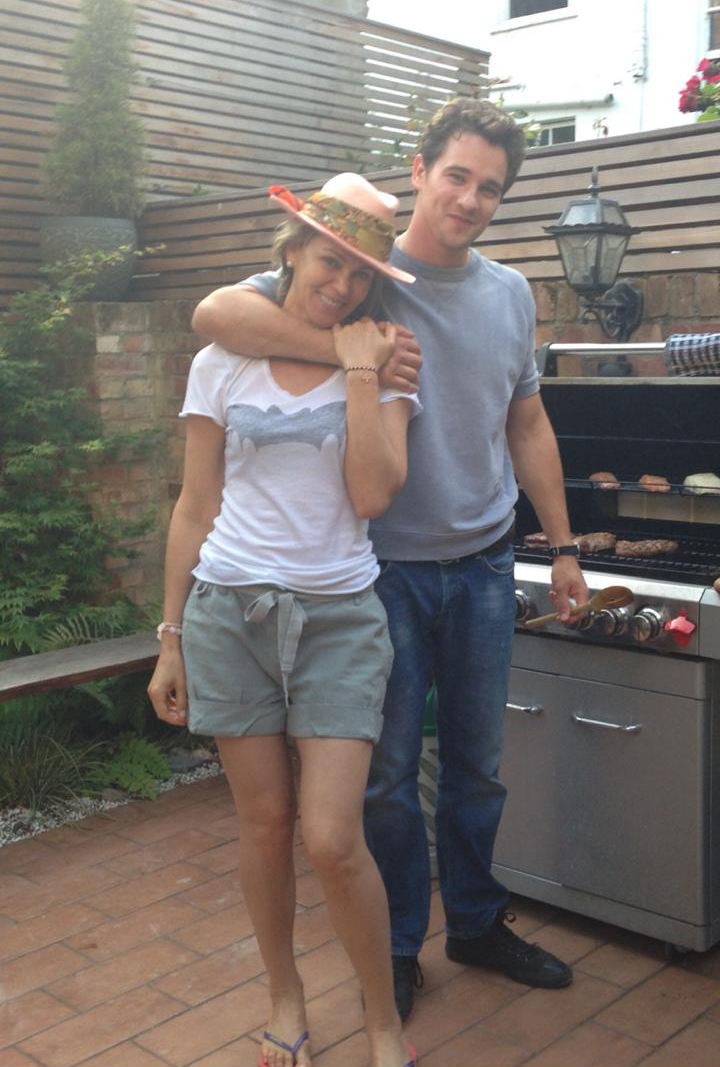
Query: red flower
679 83 703 113
679 58 720 116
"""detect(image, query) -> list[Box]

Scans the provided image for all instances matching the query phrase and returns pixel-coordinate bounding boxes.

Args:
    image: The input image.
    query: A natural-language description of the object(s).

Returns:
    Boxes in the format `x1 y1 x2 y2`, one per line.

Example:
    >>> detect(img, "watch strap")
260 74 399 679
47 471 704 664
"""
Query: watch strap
549 543 580 558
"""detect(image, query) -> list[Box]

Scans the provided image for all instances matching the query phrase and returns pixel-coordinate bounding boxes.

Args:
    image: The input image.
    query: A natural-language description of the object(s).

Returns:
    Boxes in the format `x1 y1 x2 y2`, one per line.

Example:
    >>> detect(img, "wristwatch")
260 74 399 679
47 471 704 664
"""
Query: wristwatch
549 544 580 558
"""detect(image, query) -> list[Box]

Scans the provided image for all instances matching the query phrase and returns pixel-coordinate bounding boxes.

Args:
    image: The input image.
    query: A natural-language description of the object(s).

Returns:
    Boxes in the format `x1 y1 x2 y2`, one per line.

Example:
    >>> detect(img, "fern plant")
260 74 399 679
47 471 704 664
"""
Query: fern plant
88 735 171 800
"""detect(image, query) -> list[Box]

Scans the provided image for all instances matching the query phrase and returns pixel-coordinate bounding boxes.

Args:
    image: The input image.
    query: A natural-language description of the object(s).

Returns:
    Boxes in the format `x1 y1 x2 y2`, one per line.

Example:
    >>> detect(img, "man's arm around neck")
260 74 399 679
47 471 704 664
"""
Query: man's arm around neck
192 283 338 364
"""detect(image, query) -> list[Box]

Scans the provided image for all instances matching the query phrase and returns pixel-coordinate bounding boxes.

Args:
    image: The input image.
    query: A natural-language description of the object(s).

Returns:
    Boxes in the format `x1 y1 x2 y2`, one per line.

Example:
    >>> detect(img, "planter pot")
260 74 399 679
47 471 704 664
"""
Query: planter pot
39 216 138 301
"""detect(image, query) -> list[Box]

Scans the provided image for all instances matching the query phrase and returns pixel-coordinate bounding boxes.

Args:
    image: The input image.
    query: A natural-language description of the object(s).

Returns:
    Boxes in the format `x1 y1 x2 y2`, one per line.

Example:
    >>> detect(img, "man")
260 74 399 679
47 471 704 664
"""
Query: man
192 98 587 1019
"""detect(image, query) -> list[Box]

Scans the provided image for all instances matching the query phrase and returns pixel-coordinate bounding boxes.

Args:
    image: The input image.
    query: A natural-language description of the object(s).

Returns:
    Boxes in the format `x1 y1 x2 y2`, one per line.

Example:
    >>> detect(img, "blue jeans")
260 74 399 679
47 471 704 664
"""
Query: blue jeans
364 546 516 955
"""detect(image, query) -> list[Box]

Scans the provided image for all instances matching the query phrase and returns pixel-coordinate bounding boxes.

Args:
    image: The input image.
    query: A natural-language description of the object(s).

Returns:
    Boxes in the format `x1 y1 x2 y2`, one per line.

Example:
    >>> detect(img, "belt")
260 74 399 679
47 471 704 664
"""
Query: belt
437 523 516 566
244 589 307 706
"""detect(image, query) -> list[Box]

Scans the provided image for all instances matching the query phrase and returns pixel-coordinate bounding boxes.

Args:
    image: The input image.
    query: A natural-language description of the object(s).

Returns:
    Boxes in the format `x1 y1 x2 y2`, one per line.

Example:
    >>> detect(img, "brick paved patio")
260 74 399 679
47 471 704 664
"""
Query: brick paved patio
2 773 720 1067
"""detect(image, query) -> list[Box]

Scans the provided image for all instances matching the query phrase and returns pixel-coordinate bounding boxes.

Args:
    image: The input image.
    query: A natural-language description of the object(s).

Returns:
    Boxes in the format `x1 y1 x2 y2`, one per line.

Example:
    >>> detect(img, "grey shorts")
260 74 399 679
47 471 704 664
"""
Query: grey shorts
181 580 394 742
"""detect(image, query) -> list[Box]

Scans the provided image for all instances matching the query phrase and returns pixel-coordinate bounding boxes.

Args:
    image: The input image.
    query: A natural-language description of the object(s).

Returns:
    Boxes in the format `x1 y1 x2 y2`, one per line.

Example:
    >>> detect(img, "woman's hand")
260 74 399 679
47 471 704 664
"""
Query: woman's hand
333 317 396 372
377 323 422 392
147 645 188 727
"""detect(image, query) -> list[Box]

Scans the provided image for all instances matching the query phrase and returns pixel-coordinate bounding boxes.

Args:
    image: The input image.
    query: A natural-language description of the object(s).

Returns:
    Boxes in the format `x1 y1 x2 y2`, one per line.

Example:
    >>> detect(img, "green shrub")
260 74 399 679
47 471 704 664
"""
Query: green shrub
0 253 156 657
0 729 103 814
0 248 167 797
43 0 144 218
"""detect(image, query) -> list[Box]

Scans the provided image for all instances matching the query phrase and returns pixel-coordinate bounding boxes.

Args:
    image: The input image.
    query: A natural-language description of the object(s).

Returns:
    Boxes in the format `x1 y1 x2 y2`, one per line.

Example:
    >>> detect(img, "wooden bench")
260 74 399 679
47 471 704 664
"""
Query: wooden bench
0 632 159 702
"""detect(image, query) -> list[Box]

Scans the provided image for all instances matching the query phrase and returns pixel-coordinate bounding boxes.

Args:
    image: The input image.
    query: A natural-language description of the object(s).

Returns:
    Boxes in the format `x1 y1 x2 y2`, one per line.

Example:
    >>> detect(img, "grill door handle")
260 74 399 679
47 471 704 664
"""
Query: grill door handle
507 702 543 716
572 712 642 734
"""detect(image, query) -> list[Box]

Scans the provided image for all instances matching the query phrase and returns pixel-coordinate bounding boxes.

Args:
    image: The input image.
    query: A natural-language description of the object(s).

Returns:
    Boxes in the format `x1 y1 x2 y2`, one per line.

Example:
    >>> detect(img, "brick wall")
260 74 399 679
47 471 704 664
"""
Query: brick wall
88 277 719 599
531 272 720 376
88 301 195 602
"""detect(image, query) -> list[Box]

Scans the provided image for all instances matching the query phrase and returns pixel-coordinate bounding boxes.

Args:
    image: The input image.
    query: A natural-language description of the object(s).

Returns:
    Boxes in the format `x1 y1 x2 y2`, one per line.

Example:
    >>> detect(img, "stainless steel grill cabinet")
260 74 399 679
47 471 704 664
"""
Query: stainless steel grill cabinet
494 343 720 955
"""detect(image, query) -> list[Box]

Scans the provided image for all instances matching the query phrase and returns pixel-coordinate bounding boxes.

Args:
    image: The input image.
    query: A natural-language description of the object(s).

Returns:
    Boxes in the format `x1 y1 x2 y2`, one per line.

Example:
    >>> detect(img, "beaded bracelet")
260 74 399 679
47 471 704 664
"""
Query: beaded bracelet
156 622 183 640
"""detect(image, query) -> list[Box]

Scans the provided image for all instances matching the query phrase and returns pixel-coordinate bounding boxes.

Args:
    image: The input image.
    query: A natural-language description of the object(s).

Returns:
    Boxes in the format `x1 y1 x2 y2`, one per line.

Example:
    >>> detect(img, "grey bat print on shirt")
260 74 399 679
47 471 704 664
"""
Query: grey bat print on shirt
227 401 346 450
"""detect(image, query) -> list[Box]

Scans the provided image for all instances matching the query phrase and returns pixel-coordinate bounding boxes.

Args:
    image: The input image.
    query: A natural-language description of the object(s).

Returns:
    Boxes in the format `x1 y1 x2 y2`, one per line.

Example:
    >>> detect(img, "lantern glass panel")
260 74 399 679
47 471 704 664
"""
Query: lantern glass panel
557 231 602 293
563 200 602 226
597 231 630 288
601 202 628 227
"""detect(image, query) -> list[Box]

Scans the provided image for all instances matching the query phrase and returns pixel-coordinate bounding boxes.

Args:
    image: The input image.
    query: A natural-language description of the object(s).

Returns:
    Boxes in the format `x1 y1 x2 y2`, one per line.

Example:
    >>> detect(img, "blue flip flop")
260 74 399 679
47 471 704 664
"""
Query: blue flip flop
406 1043 418 1066
258 1029 310 1067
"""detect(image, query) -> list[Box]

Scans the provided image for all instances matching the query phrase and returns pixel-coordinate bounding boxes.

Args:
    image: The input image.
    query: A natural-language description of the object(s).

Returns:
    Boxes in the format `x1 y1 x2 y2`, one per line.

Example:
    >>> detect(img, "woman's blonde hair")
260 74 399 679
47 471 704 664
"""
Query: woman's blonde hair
271 217 384 321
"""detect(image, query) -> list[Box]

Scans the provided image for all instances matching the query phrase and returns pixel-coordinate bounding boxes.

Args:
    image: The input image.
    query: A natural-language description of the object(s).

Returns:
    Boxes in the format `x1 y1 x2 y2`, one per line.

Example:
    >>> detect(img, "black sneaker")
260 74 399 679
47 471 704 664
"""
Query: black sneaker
445 910 573 988
392 954 424 1020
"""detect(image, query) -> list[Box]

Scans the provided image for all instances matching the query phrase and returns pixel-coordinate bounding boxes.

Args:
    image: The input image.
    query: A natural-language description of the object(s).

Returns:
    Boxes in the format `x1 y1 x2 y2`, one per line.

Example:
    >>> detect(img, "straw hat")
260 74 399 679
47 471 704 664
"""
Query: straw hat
269 173 414 284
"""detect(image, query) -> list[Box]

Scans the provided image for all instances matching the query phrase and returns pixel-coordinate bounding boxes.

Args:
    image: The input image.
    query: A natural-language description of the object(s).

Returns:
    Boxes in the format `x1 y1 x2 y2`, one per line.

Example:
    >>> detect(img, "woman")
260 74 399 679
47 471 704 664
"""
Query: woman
148 173 419 1067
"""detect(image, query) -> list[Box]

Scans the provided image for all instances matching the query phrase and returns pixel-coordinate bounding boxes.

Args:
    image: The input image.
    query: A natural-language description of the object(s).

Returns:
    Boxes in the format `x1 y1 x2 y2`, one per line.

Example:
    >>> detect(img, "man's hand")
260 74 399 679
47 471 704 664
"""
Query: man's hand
549 556 589 622
377 323 422 392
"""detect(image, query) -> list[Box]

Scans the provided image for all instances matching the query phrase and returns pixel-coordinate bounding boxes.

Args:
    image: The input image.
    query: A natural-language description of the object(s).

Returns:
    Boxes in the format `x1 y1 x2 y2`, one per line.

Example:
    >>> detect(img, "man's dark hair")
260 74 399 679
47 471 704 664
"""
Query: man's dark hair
417 98 527 193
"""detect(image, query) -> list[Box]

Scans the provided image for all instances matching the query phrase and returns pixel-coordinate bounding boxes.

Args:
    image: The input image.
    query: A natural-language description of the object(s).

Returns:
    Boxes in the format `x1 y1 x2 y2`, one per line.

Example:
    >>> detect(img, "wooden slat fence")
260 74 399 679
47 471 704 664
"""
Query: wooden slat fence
0 0 489 308
134 119 720 303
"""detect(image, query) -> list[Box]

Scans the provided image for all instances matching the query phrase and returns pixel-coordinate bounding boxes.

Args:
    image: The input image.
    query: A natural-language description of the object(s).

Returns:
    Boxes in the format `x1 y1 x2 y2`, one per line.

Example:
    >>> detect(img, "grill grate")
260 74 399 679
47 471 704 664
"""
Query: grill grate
514 533 720 585
564 477 720 496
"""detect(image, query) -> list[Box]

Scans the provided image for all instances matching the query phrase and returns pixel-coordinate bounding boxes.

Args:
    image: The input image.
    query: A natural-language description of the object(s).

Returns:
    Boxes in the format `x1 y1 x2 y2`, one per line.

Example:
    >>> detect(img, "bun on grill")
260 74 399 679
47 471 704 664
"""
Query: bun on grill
589 471 620 489
639 474 671 492
683 473 720 495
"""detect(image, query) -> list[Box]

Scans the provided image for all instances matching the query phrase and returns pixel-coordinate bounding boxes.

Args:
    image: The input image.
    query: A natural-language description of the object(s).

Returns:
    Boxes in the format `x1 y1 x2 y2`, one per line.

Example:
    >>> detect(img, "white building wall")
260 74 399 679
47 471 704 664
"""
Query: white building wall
369 0 714 140
484 0 709 140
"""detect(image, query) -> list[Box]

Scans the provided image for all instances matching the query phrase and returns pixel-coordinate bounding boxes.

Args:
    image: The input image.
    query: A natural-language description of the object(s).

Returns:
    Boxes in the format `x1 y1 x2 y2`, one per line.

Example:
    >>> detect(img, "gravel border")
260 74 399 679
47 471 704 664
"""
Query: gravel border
0 759 224 849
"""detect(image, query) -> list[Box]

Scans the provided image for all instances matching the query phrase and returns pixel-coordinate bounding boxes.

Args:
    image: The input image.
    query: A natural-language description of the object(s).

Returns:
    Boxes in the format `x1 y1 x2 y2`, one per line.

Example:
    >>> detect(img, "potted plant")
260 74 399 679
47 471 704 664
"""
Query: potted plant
678 58 720 122
40 0 144 301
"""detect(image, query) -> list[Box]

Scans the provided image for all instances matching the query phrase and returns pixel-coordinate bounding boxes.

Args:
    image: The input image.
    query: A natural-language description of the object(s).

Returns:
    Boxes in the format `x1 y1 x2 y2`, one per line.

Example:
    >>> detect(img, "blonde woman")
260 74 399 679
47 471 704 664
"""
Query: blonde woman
148 174 419 1067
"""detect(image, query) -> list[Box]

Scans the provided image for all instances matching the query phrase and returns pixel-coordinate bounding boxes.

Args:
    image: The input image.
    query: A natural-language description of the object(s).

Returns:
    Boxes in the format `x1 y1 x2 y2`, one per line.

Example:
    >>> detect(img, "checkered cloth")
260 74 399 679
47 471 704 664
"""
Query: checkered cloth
665 333 720 377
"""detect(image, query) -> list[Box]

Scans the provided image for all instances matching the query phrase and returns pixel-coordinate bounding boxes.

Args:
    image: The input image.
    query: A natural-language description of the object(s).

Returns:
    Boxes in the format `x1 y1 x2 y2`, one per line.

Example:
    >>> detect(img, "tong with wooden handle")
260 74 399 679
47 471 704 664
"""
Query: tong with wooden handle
524 586 634 630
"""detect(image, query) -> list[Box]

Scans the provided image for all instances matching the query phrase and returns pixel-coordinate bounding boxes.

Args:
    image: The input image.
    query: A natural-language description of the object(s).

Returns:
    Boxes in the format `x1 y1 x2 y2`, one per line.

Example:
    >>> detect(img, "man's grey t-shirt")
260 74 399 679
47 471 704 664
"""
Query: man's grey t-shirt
241 244 539 561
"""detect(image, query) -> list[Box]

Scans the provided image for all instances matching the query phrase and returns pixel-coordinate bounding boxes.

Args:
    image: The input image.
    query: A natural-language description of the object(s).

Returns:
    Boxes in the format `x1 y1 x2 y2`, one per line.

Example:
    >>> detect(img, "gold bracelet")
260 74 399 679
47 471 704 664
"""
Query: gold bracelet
345 365 379 384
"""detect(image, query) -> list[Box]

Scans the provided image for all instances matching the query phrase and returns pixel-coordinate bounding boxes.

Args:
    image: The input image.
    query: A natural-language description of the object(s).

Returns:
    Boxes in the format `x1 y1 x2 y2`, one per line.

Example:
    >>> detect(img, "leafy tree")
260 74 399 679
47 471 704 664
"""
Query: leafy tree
43 0 144 218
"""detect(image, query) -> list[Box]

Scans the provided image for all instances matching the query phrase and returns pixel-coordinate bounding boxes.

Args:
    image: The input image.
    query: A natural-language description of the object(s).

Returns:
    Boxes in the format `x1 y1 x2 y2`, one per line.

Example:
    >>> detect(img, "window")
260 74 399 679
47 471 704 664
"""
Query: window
537 120 576 146
709 3 720 51
510 0 568 17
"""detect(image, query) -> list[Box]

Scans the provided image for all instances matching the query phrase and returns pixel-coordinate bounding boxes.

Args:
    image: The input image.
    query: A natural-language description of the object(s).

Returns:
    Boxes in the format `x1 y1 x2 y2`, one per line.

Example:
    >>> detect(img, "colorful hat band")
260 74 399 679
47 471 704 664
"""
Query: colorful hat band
302 192 395 262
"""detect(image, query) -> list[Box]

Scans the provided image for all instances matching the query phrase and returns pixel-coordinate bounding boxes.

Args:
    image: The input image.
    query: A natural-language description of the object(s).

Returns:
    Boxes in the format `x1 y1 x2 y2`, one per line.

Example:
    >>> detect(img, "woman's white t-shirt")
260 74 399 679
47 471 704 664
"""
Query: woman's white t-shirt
181 343 420 594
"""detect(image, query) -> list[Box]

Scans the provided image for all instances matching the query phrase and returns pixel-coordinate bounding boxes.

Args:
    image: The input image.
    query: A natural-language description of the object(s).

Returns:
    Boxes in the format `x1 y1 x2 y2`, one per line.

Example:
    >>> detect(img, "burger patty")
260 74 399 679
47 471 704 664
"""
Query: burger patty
573 532 617 553
523 532 551 547
523 531 614 553
615 539 679 557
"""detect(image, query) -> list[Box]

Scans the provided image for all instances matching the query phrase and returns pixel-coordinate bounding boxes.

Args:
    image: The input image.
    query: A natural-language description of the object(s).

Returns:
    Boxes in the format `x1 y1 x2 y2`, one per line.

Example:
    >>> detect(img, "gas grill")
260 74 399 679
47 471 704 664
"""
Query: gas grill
493 343 720 956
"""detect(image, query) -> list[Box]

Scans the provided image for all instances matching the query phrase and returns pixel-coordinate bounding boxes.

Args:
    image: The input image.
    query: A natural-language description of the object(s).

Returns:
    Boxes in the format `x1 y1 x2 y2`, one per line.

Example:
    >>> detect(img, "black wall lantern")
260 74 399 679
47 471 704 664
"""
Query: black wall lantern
545 168 643 345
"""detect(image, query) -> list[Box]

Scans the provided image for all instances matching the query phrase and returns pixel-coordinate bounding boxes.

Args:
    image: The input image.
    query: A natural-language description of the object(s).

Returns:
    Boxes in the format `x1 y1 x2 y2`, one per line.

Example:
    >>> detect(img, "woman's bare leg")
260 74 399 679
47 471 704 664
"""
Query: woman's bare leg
216 735 311 1067
295 737 407 1067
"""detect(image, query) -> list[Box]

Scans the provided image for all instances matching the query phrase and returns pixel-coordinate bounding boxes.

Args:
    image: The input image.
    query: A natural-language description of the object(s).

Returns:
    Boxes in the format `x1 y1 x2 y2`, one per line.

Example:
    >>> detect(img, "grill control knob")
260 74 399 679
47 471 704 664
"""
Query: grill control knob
632 607 669 643
596 607 633 636
515 590 532 623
